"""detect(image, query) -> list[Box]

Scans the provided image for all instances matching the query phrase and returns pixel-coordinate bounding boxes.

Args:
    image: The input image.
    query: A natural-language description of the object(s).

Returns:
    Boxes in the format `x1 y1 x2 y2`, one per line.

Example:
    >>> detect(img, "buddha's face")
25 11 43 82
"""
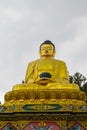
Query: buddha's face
40 44 55 57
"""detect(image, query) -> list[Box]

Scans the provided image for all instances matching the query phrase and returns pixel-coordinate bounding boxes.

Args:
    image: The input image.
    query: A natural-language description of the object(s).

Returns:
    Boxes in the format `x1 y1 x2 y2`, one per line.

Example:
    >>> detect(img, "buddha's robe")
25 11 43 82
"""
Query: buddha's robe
25 58 69 85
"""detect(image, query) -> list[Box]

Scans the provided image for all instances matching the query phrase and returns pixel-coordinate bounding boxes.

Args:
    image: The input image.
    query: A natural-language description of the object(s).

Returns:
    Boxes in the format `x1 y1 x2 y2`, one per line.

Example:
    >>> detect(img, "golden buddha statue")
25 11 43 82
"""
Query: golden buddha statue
25 41 69 85
4 40 86 107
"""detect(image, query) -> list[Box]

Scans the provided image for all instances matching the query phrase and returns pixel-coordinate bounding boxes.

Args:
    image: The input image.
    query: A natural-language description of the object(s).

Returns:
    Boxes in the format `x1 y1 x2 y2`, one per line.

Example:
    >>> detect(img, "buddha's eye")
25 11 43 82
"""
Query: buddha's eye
48 48 52 50
42 48 45 50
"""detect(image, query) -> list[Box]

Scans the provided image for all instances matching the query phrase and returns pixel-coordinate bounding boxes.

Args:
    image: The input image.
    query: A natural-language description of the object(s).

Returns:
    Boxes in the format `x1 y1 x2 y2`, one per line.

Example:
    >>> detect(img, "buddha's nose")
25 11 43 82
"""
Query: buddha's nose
45 50 48 53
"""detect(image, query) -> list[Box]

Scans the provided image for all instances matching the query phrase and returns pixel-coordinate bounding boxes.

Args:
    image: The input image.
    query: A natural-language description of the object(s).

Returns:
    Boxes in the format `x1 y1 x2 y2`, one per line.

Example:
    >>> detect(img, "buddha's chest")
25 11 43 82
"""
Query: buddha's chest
36 59 56 72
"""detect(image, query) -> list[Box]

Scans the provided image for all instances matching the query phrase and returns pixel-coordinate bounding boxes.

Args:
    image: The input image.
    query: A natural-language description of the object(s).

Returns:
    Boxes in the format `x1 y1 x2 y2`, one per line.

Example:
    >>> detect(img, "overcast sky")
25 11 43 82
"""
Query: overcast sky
0 0 87 103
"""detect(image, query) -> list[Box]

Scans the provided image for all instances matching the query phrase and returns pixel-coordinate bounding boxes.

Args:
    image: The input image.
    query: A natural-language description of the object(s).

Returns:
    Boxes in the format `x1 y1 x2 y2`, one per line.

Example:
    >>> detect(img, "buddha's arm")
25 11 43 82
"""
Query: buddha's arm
57 61 69 83
24 61 36 84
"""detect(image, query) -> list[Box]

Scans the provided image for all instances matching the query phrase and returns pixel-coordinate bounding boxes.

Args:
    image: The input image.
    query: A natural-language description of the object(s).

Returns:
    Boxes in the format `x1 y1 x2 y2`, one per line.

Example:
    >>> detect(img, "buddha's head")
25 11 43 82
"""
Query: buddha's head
39 40 56 58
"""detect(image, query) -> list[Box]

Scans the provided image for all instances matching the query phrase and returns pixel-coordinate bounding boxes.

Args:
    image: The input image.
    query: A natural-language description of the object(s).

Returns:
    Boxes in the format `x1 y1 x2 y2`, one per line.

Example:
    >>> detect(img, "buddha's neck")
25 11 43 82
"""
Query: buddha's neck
40 56 54 60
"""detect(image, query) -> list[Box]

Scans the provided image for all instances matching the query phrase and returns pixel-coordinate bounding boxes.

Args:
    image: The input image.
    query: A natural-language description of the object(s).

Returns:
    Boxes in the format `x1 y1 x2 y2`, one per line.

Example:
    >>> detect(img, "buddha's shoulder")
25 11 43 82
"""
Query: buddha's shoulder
28 59 39 66
54 59 66 65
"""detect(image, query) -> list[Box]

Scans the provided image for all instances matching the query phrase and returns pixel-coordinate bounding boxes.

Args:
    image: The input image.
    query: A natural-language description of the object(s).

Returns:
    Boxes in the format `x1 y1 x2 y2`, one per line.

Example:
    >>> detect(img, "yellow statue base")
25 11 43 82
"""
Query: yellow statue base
4 83 86 107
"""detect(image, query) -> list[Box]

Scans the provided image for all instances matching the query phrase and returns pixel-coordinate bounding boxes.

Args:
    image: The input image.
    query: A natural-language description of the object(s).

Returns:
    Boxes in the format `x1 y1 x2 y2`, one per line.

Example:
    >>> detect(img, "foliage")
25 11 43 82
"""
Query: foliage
69 72 87 95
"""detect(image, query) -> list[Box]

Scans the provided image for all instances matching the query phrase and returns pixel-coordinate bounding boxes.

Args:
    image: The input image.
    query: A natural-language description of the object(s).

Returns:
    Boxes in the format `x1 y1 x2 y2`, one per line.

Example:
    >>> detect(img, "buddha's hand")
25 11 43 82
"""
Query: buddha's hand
35 72 55 85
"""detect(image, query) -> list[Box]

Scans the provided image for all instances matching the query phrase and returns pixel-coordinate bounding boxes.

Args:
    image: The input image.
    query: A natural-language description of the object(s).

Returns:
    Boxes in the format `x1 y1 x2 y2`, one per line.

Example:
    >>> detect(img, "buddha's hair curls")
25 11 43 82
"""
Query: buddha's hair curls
40 40 55 51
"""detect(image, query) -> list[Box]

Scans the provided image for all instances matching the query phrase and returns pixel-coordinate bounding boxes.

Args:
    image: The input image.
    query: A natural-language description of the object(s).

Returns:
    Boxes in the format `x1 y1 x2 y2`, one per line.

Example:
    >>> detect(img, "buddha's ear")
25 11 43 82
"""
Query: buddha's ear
39 50 41 55
53 50 56 56
54 50 56 54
